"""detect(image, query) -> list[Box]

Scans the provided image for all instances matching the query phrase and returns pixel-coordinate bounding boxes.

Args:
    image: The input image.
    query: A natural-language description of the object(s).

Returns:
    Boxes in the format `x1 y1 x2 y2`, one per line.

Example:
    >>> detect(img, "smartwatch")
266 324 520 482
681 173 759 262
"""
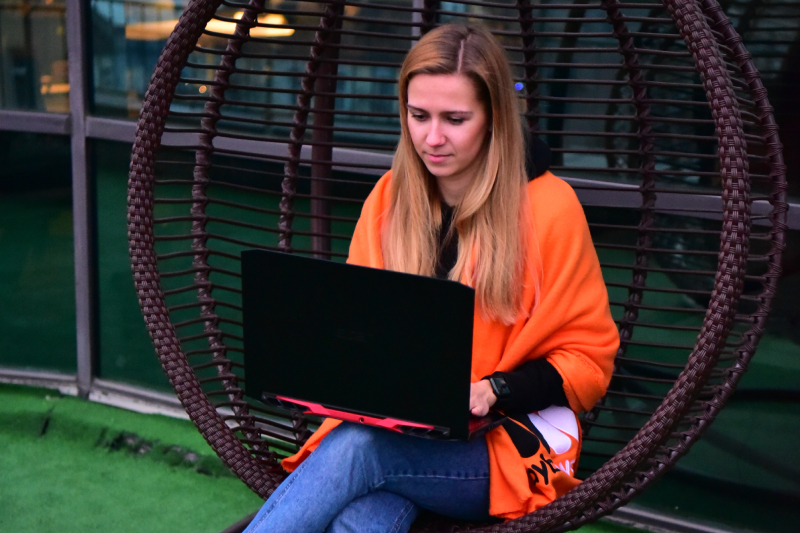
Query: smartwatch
487 374 512 401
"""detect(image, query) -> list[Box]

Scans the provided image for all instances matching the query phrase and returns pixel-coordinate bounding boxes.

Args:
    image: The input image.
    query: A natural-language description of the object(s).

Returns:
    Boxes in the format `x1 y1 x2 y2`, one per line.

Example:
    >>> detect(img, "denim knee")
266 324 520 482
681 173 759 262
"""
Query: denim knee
319 424 384 484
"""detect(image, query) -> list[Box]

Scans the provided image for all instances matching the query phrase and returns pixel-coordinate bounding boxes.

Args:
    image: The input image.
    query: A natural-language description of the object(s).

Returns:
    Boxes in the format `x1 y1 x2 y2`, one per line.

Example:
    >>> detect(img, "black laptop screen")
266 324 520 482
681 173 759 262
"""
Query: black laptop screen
241 250 475 440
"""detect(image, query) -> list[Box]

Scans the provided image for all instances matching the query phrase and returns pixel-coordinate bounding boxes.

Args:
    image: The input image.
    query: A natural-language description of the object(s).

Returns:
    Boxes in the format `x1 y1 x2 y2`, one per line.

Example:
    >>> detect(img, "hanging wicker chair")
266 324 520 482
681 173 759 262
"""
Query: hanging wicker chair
127 0 787 531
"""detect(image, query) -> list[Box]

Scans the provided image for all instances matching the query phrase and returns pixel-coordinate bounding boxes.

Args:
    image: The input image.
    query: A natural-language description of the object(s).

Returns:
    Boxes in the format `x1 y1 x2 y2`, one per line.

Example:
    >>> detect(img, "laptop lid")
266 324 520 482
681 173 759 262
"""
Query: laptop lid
241 249 475 440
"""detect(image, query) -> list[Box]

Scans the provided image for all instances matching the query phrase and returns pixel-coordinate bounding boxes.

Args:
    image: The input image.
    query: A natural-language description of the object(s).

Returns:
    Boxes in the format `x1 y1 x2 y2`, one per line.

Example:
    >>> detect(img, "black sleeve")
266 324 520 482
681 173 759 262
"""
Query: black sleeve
488 359 569 414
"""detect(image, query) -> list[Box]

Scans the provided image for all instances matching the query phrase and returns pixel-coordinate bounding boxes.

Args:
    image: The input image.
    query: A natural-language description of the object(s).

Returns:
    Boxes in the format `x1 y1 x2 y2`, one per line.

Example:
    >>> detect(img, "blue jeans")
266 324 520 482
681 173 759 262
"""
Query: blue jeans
243 423 491 533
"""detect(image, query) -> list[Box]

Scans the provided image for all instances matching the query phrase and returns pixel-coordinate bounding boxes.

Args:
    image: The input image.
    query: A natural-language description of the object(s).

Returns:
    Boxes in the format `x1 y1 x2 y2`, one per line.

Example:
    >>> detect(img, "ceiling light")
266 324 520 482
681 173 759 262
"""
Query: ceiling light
125 12 293 41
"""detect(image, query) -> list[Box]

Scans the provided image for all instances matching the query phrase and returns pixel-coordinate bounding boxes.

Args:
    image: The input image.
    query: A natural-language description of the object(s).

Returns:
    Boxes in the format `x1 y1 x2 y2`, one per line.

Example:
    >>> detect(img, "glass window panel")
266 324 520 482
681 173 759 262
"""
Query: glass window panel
91 0 324 119
588 205 800 532
723 1 800 203
95 136 365 390
90 0 411 131
0 0 69 112
94 139 170 389
0 131 75 372
91 0 185 118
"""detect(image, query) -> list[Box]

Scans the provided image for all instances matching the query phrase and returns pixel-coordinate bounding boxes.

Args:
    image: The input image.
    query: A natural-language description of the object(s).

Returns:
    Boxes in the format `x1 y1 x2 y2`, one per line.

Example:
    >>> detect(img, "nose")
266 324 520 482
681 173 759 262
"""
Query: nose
426 120 445 147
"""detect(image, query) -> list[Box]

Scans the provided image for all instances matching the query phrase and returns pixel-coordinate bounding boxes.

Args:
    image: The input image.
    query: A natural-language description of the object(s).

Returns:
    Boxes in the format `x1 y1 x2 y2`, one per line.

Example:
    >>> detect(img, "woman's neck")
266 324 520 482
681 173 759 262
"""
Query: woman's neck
436 176 471 206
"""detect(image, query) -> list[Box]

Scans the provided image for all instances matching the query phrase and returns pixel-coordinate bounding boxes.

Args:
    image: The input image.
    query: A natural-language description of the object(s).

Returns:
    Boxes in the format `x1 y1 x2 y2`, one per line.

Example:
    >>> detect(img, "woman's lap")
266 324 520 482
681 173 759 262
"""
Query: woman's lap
243 423 491 533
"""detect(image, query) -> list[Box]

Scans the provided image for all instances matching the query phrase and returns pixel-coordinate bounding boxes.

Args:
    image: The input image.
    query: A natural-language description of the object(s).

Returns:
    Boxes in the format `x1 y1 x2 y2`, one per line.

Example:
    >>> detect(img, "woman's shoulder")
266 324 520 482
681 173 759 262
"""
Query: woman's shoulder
360 170 394 212
375 169 393 187
526 171 583 218
373 170 394 196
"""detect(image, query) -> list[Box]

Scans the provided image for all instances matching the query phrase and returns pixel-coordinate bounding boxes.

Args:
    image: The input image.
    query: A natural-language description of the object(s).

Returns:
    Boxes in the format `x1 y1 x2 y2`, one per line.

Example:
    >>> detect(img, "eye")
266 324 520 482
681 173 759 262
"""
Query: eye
409 112 427 122
448 117 465 125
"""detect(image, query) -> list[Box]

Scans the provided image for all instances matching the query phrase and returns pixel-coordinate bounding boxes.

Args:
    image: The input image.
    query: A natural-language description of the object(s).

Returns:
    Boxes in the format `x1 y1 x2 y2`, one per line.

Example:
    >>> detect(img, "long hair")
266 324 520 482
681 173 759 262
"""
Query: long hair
383 24 535 324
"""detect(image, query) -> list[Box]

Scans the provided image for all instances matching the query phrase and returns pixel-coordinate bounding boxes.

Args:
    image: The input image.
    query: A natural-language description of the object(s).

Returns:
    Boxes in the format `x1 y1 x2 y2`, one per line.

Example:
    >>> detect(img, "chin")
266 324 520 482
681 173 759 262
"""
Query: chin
424 165 451 177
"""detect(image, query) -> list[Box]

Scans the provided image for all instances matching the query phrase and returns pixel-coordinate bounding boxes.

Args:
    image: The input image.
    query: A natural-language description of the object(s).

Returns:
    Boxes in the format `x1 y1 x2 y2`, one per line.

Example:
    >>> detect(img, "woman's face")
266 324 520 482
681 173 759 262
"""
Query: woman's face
406 73 490 201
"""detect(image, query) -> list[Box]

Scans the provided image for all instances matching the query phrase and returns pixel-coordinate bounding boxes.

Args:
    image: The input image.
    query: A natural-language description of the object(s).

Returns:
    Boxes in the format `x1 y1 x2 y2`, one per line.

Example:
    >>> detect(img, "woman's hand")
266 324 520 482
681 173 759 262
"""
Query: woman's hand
469 379 497 417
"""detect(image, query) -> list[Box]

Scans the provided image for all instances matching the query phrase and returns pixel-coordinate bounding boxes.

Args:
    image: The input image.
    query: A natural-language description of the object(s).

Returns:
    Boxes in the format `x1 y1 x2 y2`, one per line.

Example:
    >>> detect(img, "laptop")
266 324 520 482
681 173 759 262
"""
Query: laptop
241 249 505 441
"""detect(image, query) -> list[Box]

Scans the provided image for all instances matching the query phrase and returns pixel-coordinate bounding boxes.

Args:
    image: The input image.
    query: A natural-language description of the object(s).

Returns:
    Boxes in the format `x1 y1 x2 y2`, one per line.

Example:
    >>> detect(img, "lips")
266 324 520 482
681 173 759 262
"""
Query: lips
426 153 451 163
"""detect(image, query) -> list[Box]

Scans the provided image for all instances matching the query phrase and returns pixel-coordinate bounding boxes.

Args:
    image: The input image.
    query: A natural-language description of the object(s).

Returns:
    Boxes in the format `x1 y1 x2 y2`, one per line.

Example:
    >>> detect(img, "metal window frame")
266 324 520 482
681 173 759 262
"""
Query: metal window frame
65 0 97 398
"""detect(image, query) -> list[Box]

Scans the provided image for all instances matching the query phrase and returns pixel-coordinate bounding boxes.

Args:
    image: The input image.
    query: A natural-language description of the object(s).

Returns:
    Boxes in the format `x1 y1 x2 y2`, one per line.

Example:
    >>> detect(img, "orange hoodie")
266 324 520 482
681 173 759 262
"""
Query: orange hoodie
281 171 619 519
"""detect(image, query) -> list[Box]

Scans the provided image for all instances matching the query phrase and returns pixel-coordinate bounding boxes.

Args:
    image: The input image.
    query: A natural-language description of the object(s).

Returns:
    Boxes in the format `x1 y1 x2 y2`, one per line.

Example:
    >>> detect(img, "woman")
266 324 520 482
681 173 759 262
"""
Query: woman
244 24 618 533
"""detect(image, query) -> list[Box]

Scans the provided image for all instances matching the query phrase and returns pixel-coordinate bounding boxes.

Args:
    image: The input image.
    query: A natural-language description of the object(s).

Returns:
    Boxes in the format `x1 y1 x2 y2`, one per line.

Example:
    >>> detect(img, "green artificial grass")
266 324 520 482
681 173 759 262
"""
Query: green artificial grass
0 384 262 533
0 383 641 533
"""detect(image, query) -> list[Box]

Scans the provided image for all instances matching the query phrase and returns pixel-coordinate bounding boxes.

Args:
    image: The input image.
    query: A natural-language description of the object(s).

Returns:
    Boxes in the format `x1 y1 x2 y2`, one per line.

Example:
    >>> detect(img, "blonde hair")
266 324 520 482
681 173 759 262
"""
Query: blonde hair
383 24 534 324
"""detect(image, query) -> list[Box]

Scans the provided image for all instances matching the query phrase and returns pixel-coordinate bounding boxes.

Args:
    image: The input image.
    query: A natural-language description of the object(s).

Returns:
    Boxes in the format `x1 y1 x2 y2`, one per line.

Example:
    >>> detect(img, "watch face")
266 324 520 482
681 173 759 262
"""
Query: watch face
491 376 512 398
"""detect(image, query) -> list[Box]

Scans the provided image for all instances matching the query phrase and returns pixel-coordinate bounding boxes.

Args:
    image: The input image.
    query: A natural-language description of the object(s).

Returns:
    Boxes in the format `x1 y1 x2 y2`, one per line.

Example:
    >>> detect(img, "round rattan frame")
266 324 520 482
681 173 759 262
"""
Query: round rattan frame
127 0 787 531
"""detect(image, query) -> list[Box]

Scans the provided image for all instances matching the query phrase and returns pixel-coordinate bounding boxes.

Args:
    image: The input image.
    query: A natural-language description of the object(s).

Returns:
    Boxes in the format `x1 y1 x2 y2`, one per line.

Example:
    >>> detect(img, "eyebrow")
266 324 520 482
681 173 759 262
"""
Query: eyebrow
407 105 473 116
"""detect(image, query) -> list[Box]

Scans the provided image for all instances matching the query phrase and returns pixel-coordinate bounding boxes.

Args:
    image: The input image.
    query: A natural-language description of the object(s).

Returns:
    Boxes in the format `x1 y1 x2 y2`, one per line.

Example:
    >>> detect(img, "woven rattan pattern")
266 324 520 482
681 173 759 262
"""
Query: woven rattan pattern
127 0 787 531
